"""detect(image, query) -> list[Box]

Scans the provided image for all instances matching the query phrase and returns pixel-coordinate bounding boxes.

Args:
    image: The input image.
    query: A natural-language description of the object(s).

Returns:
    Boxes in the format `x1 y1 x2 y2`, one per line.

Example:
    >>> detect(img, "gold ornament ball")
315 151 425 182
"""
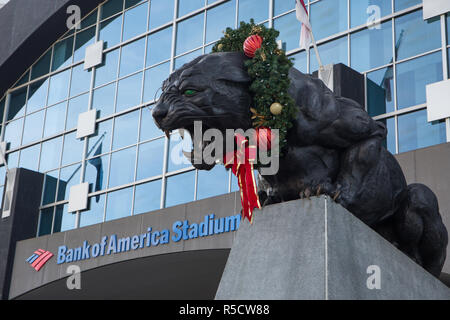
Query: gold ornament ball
218 43 224 51
270 102 283 115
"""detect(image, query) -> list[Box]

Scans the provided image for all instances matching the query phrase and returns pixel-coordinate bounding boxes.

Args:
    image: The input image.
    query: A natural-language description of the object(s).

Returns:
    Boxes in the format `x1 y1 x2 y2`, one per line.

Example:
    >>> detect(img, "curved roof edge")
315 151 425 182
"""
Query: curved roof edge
0 0 103 99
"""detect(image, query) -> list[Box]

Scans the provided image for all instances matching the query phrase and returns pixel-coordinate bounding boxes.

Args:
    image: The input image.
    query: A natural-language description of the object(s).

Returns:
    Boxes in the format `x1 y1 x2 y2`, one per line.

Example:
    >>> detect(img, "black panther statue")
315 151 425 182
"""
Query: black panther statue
152 51 448 278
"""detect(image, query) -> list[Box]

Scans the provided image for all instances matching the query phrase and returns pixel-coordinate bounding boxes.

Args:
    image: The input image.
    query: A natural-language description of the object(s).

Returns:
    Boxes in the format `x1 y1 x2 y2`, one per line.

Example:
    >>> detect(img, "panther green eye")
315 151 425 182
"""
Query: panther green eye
184 89 198 97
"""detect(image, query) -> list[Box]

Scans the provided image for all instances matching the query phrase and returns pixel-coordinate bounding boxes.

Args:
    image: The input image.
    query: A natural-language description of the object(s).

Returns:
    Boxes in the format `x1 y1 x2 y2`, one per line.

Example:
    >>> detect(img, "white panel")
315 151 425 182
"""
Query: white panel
318 64 334 92
423 0 450 20
426 79 450 122
0 141 6 166
84 40 104 70
76 109 97 139
68 182 89 213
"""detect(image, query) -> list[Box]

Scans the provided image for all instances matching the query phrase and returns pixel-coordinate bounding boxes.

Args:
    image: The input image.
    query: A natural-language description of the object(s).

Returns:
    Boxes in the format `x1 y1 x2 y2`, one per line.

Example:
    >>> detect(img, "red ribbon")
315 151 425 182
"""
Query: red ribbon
224 134 261 223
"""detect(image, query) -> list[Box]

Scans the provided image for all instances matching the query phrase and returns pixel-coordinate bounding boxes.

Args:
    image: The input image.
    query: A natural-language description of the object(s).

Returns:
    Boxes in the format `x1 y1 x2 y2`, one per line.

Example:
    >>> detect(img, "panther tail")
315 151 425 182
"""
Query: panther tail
394 183 448 277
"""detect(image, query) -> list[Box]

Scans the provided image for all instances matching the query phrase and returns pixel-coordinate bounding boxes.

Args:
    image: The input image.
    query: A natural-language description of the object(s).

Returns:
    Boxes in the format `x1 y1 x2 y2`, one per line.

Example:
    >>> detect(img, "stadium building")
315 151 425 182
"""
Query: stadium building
0 0 450 299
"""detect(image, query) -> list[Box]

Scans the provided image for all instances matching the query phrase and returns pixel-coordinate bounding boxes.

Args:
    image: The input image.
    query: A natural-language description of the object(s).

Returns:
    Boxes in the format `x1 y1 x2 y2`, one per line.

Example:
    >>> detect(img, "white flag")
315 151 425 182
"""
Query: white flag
295 0 311 50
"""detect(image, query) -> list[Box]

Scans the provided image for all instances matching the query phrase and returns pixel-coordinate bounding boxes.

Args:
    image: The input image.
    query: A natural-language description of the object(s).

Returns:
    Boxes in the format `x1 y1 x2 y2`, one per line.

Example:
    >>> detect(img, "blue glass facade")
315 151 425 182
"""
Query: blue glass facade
0 0 448 236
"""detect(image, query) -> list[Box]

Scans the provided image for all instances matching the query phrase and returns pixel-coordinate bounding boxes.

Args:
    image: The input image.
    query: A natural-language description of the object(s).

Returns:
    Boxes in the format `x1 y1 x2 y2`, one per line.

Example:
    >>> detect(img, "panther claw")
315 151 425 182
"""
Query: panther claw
333 190 341 202
304 188 311 199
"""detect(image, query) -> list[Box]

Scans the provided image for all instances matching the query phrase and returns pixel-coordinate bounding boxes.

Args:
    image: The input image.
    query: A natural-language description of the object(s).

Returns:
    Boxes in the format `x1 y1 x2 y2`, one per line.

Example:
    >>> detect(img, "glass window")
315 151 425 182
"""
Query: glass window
123 2 148 41
16 71 30 88
178 0 203 18
350 0 391 28
58 163 82 201
197 166 229 200
105 187 133 221
143 62 170 102
6 151 19 169
126 0 145 9
4 119 23 150
149 0 174 30
44 101 67 138
367 66 395 116
38 207 54 236
146 26 172 66
8 87 27 120
27 79 49 114
95 49 119 87
22 110 44 145
119 38 146 77
48 69 70 106
52 36 74 72
290 51 307 73
19 144 41 171
394 0 421 12
206 0 235 44
101 0 124 19
40 137 63 172
31 50 52 80
134 180 161 214
310 36 348 73
113 110 140 150
274 11 301 52
109 146 137 187
140 107 163 141
80 194 106 228
395 10 441 61
310 0 348 41
177 13 204 55
351 21 392 73
116 72 143 112
136 138 165 180
70 64 92 97
379 117 396 154
85 154 109 193
80 9 98 29
447 14 450 46
174 49 202 69
53 204 75 233
168 131 192 172
274 0 294 17
165 171 195 207
73 27 96 62
100 14 123 49
93 83 116 118
396 52 442 109
42 171 59 205
62 132 84 166
398 110 446 153
89 119 113 155
66 93 89 130
239 0 268 24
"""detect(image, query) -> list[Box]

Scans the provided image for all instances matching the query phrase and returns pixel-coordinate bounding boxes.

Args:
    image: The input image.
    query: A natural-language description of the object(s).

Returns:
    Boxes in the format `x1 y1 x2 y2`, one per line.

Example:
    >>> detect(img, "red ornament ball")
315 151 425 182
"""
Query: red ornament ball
243 35 263 58
254 127 272 152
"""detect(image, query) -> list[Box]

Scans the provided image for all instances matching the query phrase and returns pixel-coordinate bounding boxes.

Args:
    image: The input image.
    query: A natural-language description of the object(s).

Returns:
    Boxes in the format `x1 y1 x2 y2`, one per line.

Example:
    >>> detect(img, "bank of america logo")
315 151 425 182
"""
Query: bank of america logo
26 249 54 271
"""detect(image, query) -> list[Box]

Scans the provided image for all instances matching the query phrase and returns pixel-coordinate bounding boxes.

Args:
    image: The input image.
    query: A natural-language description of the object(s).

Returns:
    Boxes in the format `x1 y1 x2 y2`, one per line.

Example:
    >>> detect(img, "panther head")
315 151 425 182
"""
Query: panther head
152 52 253 169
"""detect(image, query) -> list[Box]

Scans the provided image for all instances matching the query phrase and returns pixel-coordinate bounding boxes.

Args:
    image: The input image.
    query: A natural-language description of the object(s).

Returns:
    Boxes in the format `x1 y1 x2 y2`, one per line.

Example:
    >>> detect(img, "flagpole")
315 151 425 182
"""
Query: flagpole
309 29 324 71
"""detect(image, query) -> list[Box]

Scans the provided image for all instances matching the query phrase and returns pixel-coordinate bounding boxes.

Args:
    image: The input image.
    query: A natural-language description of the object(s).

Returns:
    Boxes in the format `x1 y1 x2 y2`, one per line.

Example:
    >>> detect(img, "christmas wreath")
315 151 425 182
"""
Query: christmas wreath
212 20 297 152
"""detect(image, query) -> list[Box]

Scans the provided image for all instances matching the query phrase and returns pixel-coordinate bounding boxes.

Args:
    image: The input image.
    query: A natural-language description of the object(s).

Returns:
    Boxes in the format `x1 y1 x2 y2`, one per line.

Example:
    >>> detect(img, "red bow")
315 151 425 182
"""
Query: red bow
224 134 261 223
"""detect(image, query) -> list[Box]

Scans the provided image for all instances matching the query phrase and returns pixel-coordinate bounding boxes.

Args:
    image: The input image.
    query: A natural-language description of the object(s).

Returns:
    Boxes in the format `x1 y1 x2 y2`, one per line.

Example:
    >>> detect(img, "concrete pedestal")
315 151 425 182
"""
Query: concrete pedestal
215 196 450 300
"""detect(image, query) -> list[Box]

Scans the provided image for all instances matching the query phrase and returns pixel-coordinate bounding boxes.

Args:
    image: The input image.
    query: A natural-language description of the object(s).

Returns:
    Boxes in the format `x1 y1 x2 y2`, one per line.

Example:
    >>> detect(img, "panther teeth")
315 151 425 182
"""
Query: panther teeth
179 129 185 139
165 130 171 139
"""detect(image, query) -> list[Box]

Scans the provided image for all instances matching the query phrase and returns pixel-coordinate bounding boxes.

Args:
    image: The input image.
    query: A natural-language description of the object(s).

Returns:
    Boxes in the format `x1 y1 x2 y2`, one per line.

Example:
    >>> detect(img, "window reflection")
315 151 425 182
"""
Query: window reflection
101 0 124 19
19 144 41 171
70 64 92 97
177 13 204 54
53 204 75 233
22 110 44 145
143 62 170 102
168 131 192 172
105 187 133 221
149 0 174 30
119 38 146 77
93 83 116 118
58 163 82 201
350 0 391 28
398 110 446 153
394 0 421 12
40 137 63 173
62 132 84 166
31 50 51 80
85 153 109 194
367 66 395 116
310 0 348 41
27 79 49 114
42 171 59 205
52 36 74 72
197 166 229 200
48 69 70 106
134 179 161 214
310 37 348 73
66 93 89 130
136 138 165 180
174 49 202 69
396 52 442 109
290 51 307 73
100 14 123 49
4 119 23 150
113 110 140 150
274 11 300 52
8 87 27 120
116 72 143 112
140 107 163 141
274 0 294 17
165 171 195 207
109 146 136 187
89 119 113 154
123 2 148 41
395 10 441 61
147 26 172 66
95 49 119 87
239 0 268 24
351 21 392 73
379 118 396 154
38 207 54 236
73 27 96 62
80 194 106 227
178 0 204 18
206 0 235 44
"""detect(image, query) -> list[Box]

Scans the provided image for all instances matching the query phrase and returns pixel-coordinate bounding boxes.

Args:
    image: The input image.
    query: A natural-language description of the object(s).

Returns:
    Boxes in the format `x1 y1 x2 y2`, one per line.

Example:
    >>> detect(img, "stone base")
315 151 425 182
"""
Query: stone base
215 196 450 300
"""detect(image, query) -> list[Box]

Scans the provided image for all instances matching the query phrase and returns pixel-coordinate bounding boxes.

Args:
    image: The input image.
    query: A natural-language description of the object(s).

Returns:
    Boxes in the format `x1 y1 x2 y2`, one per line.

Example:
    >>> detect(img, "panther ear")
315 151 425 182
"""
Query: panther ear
216 52 251 83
